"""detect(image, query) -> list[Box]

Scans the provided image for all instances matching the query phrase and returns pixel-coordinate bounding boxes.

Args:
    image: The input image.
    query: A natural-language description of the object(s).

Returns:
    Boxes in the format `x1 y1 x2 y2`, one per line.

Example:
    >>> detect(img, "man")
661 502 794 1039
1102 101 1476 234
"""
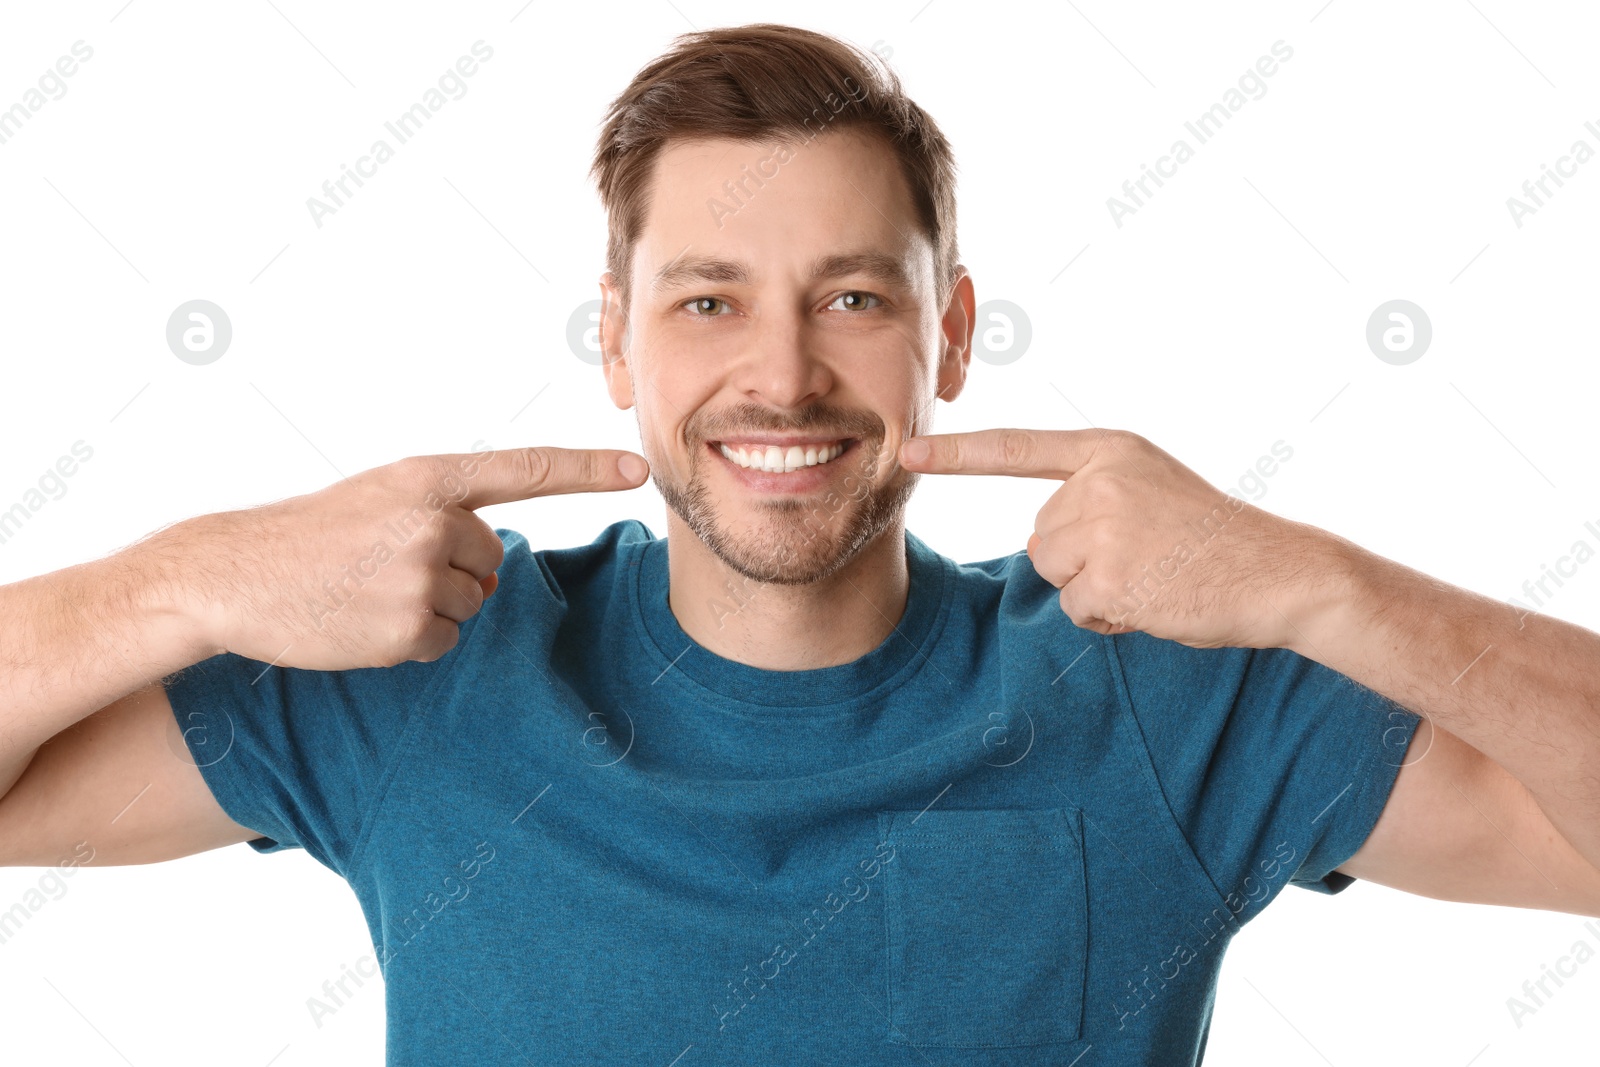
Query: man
2 22 1597 1066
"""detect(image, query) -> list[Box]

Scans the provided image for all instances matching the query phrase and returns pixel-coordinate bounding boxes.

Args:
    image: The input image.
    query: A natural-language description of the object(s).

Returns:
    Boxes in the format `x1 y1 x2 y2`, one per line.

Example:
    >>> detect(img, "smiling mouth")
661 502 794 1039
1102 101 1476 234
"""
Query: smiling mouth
710 438 856 474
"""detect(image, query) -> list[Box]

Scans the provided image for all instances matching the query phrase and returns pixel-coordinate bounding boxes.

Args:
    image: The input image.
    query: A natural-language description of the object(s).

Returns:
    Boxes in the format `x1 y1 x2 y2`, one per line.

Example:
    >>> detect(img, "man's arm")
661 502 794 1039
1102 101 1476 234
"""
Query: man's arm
0 542 204 801
0 446 649 867
899 426 1600 915
1337 715 1600 915
1296 534 1600 915
0 545 260 866
0 682 263 867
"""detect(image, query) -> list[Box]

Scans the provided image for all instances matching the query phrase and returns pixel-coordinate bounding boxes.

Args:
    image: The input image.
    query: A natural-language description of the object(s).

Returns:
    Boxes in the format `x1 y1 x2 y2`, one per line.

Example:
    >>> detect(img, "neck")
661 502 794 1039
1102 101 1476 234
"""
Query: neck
663 513 911 671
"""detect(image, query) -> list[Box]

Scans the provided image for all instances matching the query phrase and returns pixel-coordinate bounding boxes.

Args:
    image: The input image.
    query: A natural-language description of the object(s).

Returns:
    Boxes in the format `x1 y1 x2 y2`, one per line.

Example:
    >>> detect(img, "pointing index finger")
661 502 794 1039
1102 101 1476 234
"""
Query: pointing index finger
436 447 649 510
899 428 1097 479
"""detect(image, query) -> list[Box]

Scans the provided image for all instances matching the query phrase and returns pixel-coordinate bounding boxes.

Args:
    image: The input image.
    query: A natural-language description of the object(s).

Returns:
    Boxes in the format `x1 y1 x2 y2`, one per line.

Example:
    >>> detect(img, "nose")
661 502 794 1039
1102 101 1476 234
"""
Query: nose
734 305 834 411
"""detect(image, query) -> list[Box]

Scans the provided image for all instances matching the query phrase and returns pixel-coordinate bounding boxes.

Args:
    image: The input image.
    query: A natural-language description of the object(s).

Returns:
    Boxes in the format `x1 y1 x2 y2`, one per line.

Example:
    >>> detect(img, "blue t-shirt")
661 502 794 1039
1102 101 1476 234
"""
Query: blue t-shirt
164 520 1419 1065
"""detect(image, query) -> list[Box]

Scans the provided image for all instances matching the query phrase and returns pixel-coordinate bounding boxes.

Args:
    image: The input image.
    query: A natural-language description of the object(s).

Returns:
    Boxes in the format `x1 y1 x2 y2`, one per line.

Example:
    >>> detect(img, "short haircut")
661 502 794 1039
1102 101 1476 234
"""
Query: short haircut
590 23 960 309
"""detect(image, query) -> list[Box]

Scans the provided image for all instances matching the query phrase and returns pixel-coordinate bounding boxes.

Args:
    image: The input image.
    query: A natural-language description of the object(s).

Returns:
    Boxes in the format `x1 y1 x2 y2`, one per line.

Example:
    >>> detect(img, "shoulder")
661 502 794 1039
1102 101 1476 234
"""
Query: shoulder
912 531 1087 633
493 516 657 560
491 518 656 596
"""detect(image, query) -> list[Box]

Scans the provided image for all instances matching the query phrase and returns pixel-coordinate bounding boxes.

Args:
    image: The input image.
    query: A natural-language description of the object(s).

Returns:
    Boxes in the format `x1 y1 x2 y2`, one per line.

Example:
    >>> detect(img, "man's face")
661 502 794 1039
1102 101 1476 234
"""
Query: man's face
600 125 973 585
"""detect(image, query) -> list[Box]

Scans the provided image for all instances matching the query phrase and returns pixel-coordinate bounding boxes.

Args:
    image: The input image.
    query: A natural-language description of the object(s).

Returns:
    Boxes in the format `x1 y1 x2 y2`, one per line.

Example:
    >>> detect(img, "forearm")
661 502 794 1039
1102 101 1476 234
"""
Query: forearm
0 525 211 795
1291 531 1600 868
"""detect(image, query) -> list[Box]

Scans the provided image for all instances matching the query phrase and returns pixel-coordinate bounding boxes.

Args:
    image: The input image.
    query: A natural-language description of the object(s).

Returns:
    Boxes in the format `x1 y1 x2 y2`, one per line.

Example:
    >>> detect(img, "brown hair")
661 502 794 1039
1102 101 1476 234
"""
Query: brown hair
590 23 959 310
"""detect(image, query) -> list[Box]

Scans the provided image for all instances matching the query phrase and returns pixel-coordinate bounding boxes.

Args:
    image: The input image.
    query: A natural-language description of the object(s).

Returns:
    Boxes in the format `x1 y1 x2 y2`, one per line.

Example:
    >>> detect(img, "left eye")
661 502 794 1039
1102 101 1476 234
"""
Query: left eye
829 291 881 312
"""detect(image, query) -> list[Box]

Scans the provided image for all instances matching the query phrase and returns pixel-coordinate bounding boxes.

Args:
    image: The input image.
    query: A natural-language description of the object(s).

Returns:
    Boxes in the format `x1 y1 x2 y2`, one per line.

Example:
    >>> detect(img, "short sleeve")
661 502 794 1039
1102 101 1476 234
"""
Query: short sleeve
162 621 478 878
1106 631 1421 920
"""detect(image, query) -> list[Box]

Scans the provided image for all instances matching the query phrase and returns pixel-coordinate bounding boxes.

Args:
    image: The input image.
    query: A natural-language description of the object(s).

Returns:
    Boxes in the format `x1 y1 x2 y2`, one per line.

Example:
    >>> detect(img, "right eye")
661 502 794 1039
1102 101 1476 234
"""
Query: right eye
683 296 731 316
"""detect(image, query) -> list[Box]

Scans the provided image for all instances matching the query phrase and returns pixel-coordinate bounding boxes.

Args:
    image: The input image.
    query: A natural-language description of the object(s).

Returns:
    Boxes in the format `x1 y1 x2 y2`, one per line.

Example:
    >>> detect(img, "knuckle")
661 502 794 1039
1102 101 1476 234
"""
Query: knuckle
512 448 554 491
377 637 411 669
1107 428 1150 460
1082 569 1117 604
421 619 460 662
572 449 602 488
402 520 446 560
390 454 434 487
396 610 433 648
404 571 438 611
1084 429 1121 464
1089 515 1122 550
449 575 485 615
464 521 506 573
1070 520 1105 558
1084 472 1130 510
997 429 1034 470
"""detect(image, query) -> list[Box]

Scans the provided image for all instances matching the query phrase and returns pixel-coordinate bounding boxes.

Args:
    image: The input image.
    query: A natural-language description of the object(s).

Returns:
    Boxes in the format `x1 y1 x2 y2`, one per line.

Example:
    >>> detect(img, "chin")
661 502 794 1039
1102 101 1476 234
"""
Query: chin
657 466 917 587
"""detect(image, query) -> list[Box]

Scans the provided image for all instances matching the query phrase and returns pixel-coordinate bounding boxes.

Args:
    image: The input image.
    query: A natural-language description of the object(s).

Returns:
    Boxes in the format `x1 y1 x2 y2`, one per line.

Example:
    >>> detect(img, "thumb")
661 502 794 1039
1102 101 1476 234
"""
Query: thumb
439 447 649 509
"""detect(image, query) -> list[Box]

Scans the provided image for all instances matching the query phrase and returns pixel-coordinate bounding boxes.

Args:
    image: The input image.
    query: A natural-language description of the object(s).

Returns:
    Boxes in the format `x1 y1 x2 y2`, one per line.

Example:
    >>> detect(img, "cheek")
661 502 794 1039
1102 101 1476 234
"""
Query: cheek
631 363 699 467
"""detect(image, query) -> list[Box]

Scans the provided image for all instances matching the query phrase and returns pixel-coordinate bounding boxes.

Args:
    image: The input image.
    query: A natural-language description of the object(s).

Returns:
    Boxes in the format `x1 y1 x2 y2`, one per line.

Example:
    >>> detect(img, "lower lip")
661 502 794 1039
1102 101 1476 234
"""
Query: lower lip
708 440 857 493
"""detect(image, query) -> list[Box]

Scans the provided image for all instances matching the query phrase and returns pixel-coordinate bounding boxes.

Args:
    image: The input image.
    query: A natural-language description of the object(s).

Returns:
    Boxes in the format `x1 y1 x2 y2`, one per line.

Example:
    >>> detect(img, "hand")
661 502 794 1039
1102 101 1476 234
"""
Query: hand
154 447 650 669
900 428 1339 650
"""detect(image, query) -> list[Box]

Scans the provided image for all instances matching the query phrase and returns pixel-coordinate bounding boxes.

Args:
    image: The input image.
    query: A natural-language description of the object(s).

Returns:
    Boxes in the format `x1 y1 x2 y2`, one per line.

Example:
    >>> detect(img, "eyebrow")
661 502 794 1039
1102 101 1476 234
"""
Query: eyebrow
650 250 912 294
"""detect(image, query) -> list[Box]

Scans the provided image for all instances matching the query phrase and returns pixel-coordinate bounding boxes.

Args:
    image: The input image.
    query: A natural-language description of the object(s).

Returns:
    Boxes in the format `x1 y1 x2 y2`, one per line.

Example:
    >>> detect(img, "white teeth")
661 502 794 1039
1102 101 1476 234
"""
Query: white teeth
718 440 848 473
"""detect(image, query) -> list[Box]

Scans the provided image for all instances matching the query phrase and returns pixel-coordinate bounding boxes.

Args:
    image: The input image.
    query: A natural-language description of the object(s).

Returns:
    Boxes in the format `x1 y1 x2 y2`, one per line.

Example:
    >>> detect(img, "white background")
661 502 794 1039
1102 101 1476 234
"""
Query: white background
2 1 1598 1064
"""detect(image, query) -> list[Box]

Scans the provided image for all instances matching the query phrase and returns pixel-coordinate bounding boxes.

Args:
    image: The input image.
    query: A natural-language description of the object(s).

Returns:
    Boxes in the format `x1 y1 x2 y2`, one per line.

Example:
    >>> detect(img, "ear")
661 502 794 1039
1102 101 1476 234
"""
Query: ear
935 266 975 404
598 271 634 410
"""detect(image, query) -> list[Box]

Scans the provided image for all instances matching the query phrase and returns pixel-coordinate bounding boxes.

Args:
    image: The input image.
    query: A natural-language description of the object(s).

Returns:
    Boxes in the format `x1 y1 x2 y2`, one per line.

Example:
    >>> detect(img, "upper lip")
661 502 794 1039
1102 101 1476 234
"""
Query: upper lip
710 435 855 448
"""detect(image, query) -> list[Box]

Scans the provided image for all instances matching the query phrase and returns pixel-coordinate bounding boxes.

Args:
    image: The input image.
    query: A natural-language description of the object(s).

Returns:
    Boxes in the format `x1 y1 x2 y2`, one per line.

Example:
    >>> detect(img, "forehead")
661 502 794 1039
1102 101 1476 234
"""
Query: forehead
633 126 931 288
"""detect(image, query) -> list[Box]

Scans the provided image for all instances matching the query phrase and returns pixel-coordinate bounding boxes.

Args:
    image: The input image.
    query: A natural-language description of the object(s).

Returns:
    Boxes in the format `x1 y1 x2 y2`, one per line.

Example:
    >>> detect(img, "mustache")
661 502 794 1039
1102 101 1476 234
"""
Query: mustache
688 401 885 442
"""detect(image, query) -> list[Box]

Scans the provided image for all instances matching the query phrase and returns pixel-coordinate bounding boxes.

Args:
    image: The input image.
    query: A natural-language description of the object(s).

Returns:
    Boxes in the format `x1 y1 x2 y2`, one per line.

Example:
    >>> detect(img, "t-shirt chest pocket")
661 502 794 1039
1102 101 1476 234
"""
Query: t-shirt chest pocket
877 807 1087 1049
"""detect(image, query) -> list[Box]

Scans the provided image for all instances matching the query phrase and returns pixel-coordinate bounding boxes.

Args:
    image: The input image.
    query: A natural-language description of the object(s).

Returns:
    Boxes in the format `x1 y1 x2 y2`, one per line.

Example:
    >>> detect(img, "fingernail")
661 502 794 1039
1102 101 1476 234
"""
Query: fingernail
618 454 647 482
903 438 929 463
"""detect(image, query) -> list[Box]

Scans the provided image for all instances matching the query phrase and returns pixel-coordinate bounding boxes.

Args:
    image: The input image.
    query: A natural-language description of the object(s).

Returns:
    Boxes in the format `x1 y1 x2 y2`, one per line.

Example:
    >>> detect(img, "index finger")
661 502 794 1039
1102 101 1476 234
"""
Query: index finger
899 428 1097 479
427 447 650 510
